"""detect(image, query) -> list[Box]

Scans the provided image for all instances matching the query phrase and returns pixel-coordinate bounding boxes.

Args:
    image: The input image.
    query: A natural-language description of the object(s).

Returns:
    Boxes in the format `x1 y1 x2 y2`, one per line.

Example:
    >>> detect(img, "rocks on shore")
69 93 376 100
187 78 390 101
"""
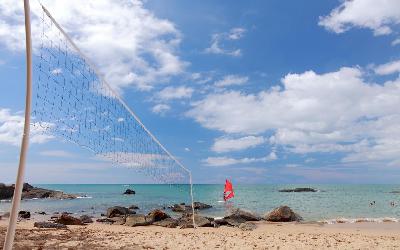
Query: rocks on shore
107 206 136 218
34 221 67 229
80 215 93 224
54 214 84 225
0 182 77 200
264 206 303 222
123 189 135 195
169 202 212 213
178 213 213 228
153 218 178 228
128 205 139 210
279 187 317 193
125 214 151 226
18 211 31 219
219 209 261 227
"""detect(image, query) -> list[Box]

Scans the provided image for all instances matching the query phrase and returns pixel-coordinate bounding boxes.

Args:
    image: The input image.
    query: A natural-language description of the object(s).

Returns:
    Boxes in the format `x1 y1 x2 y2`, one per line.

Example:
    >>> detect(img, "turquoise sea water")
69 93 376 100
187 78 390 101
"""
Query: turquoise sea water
2 184 400 222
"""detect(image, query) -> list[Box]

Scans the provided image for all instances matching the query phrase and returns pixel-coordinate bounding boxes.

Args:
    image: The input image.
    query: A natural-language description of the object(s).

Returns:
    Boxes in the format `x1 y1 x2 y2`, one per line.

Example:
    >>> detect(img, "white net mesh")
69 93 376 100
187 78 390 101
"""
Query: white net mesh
30 4 195 219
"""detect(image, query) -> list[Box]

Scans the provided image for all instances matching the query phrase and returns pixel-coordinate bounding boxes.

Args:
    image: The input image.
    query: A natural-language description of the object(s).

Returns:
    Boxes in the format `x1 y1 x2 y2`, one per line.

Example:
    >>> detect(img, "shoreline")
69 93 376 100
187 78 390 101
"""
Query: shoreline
1 218 400 249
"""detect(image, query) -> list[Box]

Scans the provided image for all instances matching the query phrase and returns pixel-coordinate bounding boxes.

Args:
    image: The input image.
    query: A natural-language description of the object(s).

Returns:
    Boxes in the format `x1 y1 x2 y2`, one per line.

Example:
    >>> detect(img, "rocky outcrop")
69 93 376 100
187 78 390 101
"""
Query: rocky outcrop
169 202 212 213
128 205 139 210
153 218 178 228
147 209 170 223
96 218 115 224
18 211 31 219
34 221 67 229
264 206 303 222
55 214 84 225
107 206 135 218
178 214 213 228
123 189 135 195
80 215 93 223
279 188 317 193
0 183 77 200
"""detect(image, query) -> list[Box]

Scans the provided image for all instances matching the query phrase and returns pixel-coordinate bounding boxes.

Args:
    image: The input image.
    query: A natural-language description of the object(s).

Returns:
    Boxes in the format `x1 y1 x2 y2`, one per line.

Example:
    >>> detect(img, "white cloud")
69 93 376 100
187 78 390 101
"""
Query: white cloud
319 0 400 36
151 104 171 114
214 75 249 87
188 66 400 165
204 153 276 167
0 0 186 92
212 136 265 153
0 108 54 146
205 27 246 57
374 60 400 75
39 150 75 158
392 38 400 46
156 86 194 100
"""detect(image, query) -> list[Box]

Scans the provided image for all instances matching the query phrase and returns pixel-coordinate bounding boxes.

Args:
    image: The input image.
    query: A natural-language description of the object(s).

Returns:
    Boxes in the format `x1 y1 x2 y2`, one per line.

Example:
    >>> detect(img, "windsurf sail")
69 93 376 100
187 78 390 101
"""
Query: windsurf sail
224 179 235 201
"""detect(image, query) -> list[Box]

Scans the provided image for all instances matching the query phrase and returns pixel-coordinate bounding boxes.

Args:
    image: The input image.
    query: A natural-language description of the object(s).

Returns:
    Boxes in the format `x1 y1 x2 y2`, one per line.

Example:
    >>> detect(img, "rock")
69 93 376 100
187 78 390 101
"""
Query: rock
36 211 46 215
224 209 261 222
18 211 31 219
193 202 212 210
239 222 257 231
55 214 83 225
125 214 151 227
153 218 178 228
211 218 229 228
0 183 14 200
169 202 212 213
224 217 246 227
0 182 77 200
178 214 212 228
34 221 67 229
128 205 139 210
96 218 115 224
107 206 135 218
279 188 317 193
264 206 303 222
110 217 126 225
80 215 93 224
147 209 170 223
123 189 135 195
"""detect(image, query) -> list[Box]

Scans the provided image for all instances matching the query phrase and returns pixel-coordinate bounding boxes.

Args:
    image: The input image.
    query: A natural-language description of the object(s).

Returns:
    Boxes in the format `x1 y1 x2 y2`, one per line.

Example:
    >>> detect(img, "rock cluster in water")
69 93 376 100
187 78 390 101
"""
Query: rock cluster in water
0 183 77 200
278 187 317 193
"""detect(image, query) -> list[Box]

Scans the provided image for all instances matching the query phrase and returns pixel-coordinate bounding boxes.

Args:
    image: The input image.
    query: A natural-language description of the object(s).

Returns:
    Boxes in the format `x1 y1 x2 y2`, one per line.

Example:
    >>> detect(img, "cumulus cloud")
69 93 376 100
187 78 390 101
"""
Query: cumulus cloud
319 0 400 36
214 75 249 87
205 27 246 57
188 66 400 165
0 0 186 92
204 152 277 167
392 38 400 46
374 60 400 75
39 150 75 158
212 136 265 153
151 104 171 114
156 86 194 100
0 108 53 146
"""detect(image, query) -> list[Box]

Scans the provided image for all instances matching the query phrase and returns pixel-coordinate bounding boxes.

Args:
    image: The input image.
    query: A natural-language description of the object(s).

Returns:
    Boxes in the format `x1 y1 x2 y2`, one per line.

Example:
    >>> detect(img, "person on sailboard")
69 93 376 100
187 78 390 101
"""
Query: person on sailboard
224 179 235 201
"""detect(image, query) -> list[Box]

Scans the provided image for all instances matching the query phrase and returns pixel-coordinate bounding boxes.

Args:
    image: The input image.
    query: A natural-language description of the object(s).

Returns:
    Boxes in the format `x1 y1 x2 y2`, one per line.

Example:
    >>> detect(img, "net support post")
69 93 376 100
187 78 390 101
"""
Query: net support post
3 0 32 249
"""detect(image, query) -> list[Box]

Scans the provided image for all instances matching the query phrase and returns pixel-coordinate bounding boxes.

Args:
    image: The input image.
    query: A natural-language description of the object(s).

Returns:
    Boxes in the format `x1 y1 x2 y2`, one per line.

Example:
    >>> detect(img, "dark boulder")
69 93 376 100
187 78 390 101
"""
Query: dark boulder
279 187 317 193
96 218 115 224
34 221 67 229
0 183 14 200
18 211 31 219
36 211 46 215
224 209 261 222
110 217 126 225
169 202 212 213
178 214 212 228
193 202 212 210
106 206 135 218
128 205 139 210
123 189 135 195
80 215 93 224
153 218 178 228
264 206 303 222
147 209 170 223
55 214 83 225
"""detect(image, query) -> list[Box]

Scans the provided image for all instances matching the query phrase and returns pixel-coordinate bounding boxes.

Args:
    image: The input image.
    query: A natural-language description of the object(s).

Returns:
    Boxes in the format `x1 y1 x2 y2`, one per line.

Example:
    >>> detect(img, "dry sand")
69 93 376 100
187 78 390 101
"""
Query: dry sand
1 218 400 249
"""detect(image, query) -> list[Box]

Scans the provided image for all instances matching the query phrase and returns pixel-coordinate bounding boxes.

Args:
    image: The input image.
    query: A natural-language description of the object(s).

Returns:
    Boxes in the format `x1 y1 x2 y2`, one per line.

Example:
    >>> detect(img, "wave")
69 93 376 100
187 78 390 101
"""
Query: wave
320 217 399 224
76 196 93 199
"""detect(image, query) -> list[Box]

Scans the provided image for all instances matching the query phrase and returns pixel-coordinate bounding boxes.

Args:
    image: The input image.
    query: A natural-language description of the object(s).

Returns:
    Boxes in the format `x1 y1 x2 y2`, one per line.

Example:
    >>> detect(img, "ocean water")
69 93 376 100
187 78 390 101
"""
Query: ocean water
1 184 400 223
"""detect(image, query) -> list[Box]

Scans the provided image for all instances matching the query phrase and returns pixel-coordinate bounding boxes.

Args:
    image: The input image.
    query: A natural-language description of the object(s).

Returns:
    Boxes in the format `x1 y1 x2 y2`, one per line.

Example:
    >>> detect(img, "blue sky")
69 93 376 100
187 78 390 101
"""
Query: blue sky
0 0 400 184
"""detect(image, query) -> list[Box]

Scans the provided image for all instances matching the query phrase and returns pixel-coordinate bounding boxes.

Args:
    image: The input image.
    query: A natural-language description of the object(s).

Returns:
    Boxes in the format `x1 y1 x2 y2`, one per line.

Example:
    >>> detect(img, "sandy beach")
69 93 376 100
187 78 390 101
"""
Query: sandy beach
1 218 400 249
